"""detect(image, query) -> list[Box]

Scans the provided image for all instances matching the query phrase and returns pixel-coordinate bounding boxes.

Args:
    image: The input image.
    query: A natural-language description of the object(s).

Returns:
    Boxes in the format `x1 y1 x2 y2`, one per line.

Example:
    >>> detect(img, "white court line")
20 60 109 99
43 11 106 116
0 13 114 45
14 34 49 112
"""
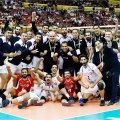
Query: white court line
63 108 120 120
0 111 31 120
107 117 120 120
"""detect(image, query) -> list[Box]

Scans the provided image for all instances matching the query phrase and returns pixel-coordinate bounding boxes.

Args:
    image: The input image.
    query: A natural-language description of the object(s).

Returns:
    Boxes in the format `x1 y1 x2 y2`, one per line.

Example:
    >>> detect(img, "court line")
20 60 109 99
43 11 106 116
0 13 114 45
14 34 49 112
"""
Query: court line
0 111 30 120
63 108 120 120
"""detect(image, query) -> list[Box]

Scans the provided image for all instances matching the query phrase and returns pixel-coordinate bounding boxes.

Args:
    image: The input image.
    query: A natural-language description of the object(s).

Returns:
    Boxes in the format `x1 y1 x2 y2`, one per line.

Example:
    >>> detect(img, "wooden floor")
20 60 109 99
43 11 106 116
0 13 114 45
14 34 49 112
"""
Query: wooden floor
0 100 119 120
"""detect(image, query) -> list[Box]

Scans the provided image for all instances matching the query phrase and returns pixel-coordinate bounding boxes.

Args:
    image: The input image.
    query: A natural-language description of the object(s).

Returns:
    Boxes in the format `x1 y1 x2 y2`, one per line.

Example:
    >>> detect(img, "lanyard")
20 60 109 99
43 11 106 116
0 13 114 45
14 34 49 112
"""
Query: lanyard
49 42 56 52
73 40 81 50
94 36 100 41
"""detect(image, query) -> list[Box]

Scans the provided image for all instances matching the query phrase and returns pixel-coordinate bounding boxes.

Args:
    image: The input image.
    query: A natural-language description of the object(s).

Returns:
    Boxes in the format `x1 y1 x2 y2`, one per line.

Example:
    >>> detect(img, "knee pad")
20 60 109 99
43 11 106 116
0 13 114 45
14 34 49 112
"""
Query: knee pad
76 81 81 90
12 95 18 99
98 82 104 90
58 83 64 90
41 96 46 101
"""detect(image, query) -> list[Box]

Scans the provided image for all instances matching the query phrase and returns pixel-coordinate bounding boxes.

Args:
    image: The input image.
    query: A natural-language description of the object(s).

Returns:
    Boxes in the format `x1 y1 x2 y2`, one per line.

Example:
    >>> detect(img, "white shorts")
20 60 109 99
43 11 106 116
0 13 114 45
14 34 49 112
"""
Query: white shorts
0 65 7 74
6 62 21 73
29 92 40 100
18 62 32 70
40 90 52 100
32 56 43 69
81 84 98 96
81 80 105 96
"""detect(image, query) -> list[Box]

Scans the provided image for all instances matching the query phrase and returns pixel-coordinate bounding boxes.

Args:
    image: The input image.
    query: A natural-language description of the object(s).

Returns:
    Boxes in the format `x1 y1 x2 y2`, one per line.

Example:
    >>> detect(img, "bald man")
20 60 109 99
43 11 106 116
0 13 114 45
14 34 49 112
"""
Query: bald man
42 31 60 73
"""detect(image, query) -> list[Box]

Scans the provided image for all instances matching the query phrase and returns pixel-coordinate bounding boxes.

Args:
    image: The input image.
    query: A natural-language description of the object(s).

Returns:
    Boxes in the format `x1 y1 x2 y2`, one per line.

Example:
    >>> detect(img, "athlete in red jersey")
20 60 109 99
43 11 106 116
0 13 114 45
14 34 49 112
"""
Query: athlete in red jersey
0 66 34 107
58 70 84 106
15 74 34 94
63 76 76 97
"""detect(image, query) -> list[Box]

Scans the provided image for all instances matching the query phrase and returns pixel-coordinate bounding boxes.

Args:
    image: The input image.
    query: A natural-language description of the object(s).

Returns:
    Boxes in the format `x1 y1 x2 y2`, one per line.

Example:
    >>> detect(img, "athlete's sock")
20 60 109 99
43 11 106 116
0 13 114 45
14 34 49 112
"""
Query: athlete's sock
65 94 70 99
101 98 104 100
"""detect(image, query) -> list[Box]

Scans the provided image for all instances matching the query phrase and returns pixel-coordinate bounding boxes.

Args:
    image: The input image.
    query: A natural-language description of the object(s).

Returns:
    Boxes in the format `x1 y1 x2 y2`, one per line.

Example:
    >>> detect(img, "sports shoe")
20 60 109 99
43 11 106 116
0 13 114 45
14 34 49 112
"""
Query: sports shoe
18 101 28 109
62 102 71 106
107 101 114 106
100 100 105 106
68 97 74 104
2 99 10 107
79 99 84 106
31 100 43 106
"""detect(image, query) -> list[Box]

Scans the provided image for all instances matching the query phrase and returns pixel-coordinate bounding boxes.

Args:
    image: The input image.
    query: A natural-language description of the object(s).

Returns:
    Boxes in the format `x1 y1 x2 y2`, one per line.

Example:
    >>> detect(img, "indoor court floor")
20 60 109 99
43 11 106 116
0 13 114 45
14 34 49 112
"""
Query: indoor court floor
0 100 120 120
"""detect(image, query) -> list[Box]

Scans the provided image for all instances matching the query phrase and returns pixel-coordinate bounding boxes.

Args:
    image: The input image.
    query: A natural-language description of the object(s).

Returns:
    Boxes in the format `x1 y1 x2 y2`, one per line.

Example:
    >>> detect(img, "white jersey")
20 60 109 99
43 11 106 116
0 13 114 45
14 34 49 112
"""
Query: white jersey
51 76 60 88
80 63 97 83
32 80 44 97
43 72 60 88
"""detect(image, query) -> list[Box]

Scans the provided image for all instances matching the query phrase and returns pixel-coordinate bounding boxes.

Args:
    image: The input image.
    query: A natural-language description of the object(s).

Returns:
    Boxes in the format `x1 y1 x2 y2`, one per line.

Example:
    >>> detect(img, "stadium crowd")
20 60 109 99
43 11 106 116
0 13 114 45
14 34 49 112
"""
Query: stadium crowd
0 0 120 109
0 0 120 27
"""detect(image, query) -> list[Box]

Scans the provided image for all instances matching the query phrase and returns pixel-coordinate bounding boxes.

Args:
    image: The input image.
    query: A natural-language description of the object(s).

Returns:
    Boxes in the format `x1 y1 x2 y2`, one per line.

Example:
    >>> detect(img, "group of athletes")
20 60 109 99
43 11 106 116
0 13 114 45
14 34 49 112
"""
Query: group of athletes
0 12 119 109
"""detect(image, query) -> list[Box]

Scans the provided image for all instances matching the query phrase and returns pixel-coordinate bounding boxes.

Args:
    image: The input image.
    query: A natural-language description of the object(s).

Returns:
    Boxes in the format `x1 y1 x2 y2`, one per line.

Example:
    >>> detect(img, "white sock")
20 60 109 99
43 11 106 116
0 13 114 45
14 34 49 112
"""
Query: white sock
65 94 70 99
101 98 104 100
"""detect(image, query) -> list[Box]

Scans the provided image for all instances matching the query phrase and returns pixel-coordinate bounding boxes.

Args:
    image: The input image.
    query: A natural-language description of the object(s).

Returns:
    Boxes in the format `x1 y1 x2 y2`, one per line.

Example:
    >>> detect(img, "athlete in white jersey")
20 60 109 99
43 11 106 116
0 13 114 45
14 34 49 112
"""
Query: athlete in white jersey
31 73 57 105
78 55 105 106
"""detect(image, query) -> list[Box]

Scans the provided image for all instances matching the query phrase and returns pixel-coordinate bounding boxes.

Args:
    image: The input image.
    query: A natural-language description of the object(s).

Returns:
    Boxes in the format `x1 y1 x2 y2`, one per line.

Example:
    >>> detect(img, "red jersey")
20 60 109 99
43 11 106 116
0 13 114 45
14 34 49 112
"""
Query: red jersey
63 77 76 97
15 75 34 94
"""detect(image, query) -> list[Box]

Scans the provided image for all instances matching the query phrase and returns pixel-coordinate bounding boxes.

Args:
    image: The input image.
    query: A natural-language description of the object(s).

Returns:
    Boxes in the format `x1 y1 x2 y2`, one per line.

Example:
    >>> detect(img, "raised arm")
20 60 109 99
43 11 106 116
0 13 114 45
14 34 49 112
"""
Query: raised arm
6 66 17 79
31 12 38 35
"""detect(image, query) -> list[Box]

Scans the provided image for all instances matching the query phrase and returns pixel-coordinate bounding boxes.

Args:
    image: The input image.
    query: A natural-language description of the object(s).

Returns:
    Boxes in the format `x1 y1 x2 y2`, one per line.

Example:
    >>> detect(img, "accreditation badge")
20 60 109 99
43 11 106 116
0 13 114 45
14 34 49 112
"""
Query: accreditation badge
76 49 80 55
51 52 54 57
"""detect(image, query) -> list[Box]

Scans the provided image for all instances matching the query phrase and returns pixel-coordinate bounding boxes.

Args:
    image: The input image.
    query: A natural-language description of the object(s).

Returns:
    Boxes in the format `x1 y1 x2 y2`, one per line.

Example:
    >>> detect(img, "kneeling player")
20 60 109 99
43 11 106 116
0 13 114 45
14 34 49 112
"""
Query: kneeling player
58 70 84 106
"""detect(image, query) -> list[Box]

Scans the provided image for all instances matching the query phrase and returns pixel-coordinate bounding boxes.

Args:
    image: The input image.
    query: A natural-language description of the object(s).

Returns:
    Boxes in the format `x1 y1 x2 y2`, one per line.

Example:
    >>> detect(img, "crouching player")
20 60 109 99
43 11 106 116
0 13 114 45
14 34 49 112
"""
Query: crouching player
78 55 106 106
0 66 34 107
58 70 84 106
31 73 56 106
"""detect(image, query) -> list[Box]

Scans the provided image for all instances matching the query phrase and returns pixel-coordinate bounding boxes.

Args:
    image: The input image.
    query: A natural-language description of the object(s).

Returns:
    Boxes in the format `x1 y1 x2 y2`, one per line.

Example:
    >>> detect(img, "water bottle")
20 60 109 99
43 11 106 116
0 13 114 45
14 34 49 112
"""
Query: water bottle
0 97 3 108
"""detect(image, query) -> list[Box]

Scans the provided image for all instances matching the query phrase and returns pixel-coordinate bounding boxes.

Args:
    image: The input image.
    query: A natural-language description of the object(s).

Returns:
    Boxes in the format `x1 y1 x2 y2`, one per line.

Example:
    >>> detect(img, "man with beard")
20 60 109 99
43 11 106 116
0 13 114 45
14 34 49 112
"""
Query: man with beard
54 41 79 76
85 32 93 57
0 67 34 108
59 28 71 44
68 29 88 73
59 28 71 75
42 25 49 43
58 70 84 106
78 55 105 106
